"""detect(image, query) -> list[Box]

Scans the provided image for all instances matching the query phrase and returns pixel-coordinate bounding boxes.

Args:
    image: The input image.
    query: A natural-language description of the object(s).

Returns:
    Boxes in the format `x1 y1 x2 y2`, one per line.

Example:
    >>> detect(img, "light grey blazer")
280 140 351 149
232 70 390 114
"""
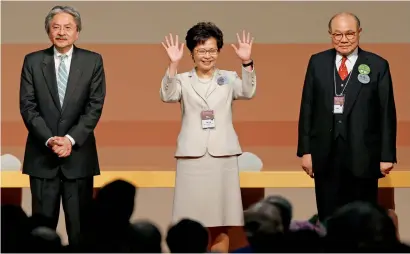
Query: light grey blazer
160 66 256 157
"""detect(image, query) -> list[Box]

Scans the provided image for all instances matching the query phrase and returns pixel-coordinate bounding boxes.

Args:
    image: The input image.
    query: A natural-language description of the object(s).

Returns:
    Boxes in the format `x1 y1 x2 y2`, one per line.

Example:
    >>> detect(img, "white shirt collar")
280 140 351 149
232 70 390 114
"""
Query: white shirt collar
53 46 74 58
336 47 358 64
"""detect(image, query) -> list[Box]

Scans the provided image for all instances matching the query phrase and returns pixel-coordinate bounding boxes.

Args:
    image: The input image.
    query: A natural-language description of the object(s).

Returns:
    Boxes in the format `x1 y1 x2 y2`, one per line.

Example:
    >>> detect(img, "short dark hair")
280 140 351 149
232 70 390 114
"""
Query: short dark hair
166 218 208 253
325 201 398 252
328 12 361 31
185 22 224 52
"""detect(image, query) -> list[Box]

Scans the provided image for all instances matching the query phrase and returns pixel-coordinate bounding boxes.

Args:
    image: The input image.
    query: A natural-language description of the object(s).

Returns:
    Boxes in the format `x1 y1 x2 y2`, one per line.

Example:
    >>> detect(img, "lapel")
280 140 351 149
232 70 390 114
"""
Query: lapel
325 47 368 116
61 45 83 113
41 45 83 113
188 68 204 102
343 47 368 116
325 49 337 113
188 68 221 104
206 68 221 98
42 46 62 111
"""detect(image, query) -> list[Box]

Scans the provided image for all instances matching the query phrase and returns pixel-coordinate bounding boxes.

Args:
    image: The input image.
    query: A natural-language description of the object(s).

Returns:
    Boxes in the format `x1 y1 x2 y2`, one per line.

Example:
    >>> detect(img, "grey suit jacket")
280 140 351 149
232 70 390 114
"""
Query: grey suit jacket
160 66 256 157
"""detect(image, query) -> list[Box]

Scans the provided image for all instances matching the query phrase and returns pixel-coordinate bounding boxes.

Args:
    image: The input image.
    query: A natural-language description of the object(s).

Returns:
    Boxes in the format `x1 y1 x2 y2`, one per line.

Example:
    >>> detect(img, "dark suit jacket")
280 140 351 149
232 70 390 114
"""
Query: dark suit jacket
297 47 397 178
19 45 106 179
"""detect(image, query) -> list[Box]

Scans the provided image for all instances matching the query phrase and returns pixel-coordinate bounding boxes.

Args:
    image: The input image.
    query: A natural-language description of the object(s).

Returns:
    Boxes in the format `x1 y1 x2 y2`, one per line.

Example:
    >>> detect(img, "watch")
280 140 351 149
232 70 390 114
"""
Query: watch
242 60 253 67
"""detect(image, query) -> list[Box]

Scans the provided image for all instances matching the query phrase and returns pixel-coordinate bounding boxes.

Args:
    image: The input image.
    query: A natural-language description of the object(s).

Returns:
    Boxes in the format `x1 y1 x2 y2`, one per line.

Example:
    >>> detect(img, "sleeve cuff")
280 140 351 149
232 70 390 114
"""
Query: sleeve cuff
45 137 53 147
166 67 178 78
242 64 255 73
65 134 76 146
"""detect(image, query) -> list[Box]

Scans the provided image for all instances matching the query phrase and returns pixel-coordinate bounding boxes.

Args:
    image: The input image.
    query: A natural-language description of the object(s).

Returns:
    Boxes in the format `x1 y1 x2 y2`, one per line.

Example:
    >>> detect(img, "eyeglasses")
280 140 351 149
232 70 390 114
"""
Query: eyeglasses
196 48 218 56
331 31 357 41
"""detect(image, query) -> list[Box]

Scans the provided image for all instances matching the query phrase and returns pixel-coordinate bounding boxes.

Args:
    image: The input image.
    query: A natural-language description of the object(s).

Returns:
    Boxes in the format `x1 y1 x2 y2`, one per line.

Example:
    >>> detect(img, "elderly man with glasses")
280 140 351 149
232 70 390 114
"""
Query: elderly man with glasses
296 12 397 223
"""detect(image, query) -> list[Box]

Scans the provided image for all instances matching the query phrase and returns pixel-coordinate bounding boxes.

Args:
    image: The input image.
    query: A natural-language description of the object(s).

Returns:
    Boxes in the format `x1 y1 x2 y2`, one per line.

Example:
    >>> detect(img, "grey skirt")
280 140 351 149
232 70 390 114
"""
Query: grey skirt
172 152 244 227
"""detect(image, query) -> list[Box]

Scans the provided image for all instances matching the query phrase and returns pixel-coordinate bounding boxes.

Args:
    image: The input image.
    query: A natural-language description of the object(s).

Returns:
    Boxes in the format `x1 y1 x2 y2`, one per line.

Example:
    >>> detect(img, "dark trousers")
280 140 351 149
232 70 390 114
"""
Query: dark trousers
314 136 378 222
29 171 94 246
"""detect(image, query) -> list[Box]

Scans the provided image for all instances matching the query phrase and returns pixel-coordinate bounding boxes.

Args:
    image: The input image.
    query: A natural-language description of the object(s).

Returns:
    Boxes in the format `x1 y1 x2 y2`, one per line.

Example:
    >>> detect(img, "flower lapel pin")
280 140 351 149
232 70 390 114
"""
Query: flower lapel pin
217 76 228 86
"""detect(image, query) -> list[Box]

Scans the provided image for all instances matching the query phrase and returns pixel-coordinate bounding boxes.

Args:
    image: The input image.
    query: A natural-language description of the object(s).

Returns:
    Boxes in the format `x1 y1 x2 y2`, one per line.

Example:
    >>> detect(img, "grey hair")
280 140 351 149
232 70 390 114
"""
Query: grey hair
44 6 82 33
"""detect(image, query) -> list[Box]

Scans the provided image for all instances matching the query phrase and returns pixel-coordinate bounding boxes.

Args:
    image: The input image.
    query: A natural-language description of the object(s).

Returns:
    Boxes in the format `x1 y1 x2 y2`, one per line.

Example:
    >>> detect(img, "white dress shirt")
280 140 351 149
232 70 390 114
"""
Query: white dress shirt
54 46 73 75
45 46 76 147
335 47 358 74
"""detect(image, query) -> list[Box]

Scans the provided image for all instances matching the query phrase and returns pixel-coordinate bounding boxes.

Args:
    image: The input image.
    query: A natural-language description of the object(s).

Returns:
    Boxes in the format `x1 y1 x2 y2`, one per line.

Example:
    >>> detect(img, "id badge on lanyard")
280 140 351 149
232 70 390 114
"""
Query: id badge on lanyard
333 96 345 114
201 110 215 129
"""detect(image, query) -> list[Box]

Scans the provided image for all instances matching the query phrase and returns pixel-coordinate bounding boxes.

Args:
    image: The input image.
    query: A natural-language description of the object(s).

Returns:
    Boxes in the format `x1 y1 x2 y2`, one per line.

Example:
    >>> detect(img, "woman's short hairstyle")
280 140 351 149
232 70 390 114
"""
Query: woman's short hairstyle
185 22 224 52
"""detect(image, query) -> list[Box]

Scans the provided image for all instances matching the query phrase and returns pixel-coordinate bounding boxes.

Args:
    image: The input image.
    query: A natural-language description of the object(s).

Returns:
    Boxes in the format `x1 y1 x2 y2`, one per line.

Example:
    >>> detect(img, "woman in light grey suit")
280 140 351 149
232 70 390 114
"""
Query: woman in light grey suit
160 22 256 247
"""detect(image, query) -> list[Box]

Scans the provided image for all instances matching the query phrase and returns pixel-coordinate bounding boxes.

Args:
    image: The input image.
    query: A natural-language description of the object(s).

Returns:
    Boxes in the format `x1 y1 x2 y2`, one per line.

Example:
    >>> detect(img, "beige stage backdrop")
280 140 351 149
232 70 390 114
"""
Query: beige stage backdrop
1 1 410 245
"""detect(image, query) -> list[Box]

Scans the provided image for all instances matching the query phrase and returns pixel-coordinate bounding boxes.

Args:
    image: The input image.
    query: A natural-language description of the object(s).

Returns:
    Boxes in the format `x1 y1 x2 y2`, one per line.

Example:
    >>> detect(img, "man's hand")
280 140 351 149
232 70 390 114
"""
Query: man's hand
47 136 72 158
380 162 394 176
301 154 314 178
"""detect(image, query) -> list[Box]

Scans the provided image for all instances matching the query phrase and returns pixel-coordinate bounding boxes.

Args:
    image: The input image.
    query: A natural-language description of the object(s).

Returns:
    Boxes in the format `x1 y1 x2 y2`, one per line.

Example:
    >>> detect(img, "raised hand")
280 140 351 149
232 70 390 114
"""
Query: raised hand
162 33 184 64
231 30 254 62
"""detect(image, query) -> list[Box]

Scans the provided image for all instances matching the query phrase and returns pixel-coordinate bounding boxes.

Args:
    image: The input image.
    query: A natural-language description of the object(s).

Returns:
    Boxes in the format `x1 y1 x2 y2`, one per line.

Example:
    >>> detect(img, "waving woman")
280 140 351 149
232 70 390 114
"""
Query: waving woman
160 22 256 250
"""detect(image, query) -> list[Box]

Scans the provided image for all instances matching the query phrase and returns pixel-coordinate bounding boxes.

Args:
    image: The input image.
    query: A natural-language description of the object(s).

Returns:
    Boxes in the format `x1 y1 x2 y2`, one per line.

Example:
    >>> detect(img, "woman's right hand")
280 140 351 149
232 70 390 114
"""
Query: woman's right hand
162 33 184 64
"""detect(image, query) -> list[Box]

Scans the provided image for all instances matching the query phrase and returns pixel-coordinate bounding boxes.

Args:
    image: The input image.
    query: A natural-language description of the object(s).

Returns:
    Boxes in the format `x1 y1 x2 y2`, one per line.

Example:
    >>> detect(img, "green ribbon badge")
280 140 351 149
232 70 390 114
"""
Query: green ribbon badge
358 64 371 75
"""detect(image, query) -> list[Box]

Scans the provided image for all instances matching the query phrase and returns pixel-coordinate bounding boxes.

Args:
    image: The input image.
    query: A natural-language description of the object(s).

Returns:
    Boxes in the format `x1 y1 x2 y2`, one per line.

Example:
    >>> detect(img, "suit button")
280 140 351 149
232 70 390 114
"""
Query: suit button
329 128 332 132
59 119 64 123
338 120 342 123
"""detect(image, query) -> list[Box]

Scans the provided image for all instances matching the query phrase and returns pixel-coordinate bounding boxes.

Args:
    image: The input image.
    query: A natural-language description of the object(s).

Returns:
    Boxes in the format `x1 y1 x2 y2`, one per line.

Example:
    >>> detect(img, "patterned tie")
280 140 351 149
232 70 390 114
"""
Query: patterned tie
57 55 68 107
338 56 348 81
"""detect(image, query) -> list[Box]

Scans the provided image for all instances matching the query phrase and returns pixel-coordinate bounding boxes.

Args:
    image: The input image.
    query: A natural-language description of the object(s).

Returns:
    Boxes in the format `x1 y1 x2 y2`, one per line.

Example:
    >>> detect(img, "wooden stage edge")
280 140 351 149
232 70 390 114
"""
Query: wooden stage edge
1 170 410 188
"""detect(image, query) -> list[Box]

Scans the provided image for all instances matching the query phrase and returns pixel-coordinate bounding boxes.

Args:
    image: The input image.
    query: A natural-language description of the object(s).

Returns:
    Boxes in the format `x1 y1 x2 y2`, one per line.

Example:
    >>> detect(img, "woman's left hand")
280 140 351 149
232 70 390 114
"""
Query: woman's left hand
231 30 254 62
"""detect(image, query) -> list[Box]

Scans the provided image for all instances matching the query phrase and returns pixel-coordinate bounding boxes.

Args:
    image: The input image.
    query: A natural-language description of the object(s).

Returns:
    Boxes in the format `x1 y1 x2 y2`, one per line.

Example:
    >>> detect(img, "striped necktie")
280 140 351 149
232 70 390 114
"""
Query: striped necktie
57 54 68 107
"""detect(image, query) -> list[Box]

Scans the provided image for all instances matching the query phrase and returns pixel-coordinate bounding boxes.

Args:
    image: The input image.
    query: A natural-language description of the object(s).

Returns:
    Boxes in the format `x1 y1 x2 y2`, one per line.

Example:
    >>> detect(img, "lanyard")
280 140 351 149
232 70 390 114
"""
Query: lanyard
333 66 353 96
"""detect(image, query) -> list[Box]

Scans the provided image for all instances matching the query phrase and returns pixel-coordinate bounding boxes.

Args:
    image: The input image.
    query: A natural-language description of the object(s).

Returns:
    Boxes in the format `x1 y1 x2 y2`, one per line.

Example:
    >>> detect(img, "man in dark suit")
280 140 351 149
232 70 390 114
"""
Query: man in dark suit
297 12 397 222
19 6 106 245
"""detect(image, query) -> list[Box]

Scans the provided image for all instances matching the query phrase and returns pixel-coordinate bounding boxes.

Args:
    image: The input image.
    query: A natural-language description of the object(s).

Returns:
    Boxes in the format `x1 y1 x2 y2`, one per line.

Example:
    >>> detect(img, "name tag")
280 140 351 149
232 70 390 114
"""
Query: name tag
201 110 215 129
333 96 345 114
